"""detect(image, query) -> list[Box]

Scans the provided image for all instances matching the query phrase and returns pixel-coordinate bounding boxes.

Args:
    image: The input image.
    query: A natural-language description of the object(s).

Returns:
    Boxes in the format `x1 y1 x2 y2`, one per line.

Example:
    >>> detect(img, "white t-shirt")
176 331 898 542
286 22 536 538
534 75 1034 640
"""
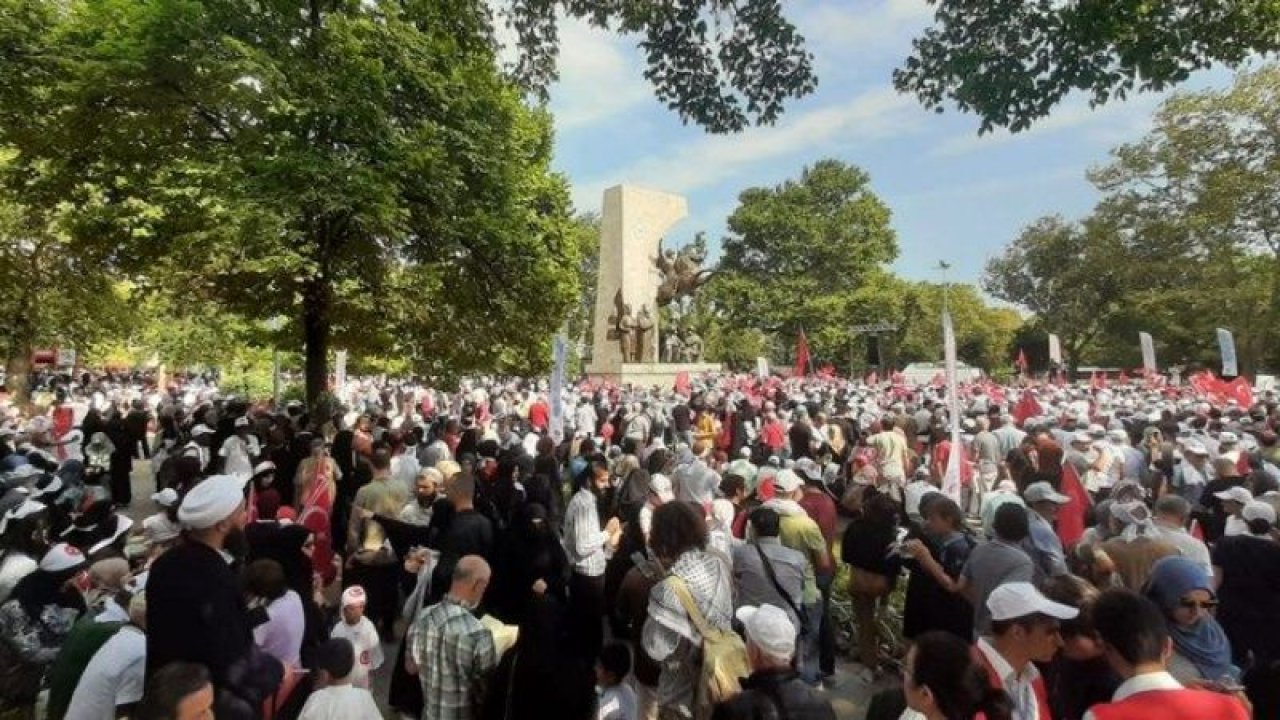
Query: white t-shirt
64 625 146 720
219 435 255 478
298 684 382 720
329 616 383 689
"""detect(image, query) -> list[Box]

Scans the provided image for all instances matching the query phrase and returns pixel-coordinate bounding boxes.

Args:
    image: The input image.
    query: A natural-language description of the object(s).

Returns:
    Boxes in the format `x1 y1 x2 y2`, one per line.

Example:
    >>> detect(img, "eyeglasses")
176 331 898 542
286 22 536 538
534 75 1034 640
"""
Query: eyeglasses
1179 599 1219 610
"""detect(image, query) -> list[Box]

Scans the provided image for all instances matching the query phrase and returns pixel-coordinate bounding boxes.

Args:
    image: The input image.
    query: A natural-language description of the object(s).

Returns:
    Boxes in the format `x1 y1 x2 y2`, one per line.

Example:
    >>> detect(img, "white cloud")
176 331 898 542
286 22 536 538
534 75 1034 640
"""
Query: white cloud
794 0 933 68
570 87 924 213
547 19 652 130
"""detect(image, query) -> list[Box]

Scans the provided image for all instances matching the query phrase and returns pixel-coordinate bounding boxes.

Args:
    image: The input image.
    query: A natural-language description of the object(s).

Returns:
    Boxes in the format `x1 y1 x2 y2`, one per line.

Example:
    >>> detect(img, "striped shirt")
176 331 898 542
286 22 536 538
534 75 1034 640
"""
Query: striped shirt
412 597 497 720
564 487 609 576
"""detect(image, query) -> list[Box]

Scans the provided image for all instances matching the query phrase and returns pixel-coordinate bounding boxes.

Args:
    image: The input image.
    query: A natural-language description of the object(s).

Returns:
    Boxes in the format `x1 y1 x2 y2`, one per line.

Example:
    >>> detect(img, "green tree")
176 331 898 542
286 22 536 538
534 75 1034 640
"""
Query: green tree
705 159 898 368
895 282 1022 372
0 0 817 405
983 215 1126 370
894 1 1280 133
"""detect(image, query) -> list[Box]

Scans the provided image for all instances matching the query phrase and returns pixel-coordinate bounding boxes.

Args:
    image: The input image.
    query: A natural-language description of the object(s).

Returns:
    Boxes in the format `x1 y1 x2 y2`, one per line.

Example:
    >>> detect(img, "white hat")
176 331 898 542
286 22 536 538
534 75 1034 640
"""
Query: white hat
39 542 87 573
178 474 248 529
252 461 277 477
1087 424 1106 437
190 424 214 437
649 474 675 503
234 416 250 428
987 581 1079 622
1024 482 1070 505
1242 500 1277 526
1071 432 1091 445
0 499 45 534
1219 431 1239 445
735 604 797 658
1184 441 1209 456
151 488 180 508
1213 486 1253 505
1106 429 1128 442
341 585 367 608
773 469 802 493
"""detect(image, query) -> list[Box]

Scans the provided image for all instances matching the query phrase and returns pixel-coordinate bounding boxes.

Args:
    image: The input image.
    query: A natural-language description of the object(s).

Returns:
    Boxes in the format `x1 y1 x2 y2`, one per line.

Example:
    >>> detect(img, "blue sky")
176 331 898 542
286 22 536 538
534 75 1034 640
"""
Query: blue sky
538 0 1233 286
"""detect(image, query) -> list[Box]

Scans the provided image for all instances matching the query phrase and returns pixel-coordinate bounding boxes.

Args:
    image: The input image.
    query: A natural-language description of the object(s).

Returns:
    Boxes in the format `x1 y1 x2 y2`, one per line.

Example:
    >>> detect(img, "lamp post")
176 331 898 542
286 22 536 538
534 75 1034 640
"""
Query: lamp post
267 316 284 409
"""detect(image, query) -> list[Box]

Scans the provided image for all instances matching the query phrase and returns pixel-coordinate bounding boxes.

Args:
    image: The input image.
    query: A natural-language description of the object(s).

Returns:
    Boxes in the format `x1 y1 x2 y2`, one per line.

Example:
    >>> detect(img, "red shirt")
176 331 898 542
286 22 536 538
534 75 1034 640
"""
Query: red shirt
760 421 786 450
798 487 838 552
528 400 550 430
1089 687 1248 720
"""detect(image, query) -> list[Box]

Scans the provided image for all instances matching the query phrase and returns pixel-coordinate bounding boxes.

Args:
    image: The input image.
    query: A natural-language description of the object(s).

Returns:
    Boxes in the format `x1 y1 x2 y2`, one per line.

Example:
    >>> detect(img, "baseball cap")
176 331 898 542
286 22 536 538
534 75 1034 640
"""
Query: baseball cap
190 424 214 437
1242 500 1276 526
793 458 822 484
987 582 1079 622
649 474 675 503
1183 441 1209 456
1071 432 1091 445
773 469 802 493
1213 486 1253 505
1024 482 1070 505
1219 431 1239 445
735 604 797 658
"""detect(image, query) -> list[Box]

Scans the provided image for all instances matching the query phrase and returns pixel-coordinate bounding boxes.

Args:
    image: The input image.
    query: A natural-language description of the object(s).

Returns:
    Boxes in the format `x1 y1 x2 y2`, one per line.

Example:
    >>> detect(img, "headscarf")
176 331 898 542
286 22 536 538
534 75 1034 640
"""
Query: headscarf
1110 501 1158 541
1145 556 1237 681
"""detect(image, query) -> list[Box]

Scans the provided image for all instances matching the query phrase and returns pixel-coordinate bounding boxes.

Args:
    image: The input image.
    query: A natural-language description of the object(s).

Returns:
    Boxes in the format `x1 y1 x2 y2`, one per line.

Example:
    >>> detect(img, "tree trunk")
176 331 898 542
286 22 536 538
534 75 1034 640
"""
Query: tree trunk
5 316 34 410
302 276 331 411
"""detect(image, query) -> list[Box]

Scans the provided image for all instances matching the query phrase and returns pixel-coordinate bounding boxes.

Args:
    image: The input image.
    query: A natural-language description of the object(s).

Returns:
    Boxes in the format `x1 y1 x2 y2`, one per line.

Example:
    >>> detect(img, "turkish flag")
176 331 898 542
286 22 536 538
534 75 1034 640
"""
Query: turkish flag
674 371 691 395
793 330 810 378
1013 389 1043 427
1057 462 1089 547
1015 348 1029 372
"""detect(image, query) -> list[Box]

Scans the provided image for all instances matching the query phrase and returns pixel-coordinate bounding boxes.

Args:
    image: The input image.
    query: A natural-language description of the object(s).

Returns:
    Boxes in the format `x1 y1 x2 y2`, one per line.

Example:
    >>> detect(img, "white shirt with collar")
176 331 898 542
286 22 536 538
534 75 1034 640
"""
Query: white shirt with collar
1081 671 1183 720
976 637 1041 720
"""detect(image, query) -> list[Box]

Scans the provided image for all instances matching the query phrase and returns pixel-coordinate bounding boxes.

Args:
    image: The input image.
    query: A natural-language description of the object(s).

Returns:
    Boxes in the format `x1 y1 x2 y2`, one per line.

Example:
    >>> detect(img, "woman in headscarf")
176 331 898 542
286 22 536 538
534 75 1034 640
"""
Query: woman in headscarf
491 503 568 624
482 593 595 720
1145 556 1239 686
246 521 325 666
0 543 88 718
294 439 337 587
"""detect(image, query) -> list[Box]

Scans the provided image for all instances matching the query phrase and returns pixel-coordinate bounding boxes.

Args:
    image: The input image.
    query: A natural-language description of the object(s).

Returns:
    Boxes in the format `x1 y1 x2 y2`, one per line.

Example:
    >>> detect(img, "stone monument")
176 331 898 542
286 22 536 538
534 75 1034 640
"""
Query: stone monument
586 185 721 385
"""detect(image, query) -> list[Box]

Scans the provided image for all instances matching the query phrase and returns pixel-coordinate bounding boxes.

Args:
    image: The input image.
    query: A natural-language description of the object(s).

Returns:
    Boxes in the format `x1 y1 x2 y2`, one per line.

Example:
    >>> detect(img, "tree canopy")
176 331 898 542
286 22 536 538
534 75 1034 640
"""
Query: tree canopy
895 0 1280 133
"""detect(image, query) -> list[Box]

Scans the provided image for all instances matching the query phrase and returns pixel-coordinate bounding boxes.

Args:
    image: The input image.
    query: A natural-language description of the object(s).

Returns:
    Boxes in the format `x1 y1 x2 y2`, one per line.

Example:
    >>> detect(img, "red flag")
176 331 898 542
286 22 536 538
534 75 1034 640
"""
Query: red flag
1189 518 1204 542
793 330 810 378
1012 389 1043 426
1015 348 1029 372
866 371 880 386
1057 463 1089 547
1118 369 1129 385
674 371 691 395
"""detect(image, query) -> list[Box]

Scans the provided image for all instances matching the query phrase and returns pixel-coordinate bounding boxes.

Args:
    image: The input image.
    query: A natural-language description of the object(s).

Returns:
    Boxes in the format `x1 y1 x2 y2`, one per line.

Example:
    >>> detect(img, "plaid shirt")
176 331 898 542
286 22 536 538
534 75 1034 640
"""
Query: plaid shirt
412 597 497 720
563 488 608 576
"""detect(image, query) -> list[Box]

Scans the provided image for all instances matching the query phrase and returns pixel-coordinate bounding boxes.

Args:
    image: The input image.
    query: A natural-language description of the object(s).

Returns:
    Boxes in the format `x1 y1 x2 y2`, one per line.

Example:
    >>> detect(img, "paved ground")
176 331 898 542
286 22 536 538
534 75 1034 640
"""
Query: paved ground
122 459 892 719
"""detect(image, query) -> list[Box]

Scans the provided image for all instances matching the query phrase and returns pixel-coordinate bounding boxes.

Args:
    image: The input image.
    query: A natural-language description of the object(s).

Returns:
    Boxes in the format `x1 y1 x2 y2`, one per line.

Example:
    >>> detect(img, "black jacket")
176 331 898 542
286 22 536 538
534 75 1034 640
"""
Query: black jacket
711 668 836 720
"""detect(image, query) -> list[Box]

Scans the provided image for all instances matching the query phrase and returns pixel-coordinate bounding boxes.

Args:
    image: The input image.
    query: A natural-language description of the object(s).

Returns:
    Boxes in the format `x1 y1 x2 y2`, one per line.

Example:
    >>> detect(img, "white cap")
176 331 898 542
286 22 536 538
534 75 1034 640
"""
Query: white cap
190 424 214 437
178 474 248 529
735 604 797 658
252 461 277 477
1087 424 1106 437
39 542 87 573
1184 441 1209 456
1219 431 1239 445
151 487 180 508
1242 500 1276 526
987 582 1079 622
1106 429 1128 442
650 474 675 503
234 416 251 428
1024 482 1070 505
1213 486 1253 505
774 469 802 493
341 585 367 608
1071 432 1091 444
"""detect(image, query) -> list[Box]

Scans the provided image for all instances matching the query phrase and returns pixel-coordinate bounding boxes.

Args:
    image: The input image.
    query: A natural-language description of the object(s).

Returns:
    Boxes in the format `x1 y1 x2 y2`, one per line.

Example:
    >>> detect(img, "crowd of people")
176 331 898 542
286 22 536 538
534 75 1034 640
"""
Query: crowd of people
0 368 1277 720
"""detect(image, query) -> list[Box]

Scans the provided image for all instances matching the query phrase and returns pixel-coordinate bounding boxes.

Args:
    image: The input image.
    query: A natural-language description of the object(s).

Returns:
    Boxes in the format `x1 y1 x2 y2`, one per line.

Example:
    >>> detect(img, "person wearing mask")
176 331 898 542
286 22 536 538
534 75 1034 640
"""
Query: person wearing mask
1143 556 1239 687
1021 482 1071 581
563 455 622 658
297 638 381 720
146 474 282 717
976 582 1079 720
410 555 499 720
1083 590 1248 720
901 631 1013 720
642 501 733 719
710 604 835 720
0 543 88 717
63 591 148 720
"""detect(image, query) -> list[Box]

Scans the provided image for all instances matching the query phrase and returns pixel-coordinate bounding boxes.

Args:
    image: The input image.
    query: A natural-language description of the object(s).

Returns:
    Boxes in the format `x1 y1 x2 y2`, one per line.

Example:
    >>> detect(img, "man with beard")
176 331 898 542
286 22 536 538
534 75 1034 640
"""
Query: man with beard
563 454 622 658
146 474 282 717
399 468 441 527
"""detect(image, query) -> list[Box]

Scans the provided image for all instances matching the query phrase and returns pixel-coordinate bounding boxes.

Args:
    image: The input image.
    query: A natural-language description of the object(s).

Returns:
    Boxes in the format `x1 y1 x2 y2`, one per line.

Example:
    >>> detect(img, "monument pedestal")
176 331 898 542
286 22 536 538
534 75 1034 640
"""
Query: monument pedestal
586 362 723 388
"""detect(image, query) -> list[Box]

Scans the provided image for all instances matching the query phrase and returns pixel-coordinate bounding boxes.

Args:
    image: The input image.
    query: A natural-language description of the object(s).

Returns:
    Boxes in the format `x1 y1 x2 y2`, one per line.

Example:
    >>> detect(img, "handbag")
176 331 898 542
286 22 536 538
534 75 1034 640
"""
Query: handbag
753 544 808 636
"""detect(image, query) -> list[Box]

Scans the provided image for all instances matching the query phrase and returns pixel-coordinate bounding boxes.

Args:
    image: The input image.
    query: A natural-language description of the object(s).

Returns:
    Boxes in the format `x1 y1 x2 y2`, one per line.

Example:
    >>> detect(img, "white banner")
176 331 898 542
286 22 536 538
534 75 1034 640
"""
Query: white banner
941 312 962 502
334 350 348 392
1217 328 1238 377
756 357 769 379
1047 333 1062 365
1139 332 1156 373
56 348 76 367
548 334 567 444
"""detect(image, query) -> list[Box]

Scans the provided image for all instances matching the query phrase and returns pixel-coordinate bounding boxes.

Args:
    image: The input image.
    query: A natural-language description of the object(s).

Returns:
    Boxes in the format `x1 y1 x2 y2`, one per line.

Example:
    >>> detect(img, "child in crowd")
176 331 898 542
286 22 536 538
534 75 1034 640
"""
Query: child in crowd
298 638 382 720
596 641 637 720
329 586 383 689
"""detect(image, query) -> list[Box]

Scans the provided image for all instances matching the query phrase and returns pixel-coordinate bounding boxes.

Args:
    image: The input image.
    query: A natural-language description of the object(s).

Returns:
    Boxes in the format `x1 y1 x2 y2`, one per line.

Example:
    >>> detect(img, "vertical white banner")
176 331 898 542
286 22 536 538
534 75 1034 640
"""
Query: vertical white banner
1047 333 1062 365
334 350 348 393
941 312 962 502
1139 332 1156 374
548 334 567 444
756 356 769 379
1217 328 1238 377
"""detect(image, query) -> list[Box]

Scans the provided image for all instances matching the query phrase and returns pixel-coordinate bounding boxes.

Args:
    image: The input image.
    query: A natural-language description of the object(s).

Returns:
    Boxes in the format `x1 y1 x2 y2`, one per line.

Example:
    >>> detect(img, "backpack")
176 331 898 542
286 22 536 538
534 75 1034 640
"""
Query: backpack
667 576 750 719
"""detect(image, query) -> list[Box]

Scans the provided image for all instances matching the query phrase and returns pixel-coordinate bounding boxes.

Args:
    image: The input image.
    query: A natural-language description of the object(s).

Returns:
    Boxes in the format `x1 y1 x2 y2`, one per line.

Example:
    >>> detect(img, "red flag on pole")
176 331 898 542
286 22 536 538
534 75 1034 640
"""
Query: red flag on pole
1015 348 1028 373
793 330 810 378
1012 389 1043 427
1057 462 1089 547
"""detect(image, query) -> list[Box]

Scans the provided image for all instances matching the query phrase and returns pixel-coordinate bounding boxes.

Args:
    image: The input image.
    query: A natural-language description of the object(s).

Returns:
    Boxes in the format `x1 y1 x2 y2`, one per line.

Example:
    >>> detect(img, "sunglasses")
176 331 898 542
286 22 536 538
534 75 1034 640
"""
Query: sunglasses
1179 599 1219 610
